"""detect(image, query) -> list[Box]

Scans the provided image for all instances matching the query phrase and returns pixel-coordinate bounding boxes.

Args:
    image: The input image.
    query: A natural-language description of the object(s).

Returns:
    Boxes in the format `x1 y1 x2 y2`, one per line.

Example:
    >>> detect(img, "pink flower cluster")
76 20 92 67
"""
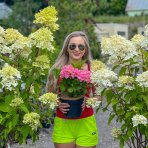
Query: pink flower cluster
60 65 91 83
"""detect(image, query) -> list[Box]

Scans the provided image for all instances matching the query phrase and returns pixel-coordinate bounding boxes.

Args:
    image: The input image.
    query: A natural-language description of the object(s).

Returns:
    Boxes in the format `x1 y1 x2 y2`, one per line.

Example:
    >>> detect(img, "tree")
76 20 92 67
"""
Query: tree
49 0 101 59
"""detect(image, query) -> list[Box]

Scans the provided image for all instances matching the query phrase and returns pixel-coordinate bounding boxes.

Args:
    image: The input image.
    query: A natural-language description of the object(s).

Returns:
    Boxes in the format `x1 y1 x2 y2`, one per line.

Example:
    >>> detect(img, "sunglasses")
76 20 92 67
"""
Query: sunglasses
68 44 86 51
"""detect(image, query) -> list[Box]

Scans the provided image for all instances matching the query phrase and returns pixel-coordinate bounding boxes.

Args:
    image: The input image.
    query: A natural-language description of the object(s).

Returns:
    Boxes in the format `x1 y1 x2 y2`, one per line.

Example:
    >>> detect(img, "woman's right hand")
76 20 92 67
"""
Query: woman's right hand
57 100 70 114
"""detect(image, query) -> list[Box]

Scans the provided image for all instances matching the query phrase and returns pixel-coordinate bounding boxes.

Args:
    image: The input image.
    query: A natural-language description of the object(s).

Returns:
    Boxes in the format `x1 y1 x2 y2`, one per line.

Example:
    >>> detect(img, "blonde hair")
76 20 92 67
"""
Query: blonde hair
46 31 92 92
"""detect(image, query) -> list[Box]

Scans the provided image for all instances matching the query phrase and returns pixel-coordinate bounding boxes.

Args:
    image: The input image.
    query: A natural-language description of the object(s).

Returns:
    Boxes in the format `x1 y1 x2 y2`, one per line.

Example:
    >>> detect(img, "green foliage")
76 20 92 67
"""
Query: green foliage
71 60 86 69
49 0 101 59
93 0 128 16
0 6 58 147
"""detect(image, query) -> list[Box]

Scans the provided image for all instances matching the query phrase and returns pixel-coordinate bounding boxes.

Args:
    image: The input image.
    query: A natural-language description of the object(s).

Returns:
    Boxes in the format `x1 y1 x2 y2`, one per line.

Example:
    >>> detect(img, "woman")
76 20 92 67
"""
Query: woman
46 31 101 148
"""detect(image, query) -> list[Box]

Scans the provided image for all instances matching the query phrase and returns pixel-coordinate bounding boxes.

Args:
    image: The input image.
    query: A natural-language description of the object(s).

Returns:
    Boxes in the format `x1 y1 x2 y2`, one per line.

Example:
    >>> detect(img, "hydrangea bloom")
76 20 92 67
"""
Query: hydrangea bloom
38 92 58 110
132 114 147 127
4 28 23 45
32 55 50 71
0 63 21 90
101 35 138 64
10 36 32 58
10 98 24 107
23 112 40 130
0 26 5 36
131 34 145 49
117 76 135 90
60 65 91 83
33 6 59 31
0 45 11 54
91 68 117 87
86 97 101 108
29 27 54 51
111 127 122 138
136 71 148 87
91 60 107 71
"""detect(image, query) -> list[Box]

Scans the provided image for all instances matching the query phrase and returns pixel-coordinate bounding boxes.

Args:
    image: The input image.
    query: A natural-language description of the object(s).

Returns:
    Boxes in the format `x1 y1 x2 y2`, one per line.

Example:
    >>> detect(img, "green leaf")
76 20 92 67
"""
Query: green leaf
111 99 119 106
127 128 133 137
120 138 124 148
60 83 66 92
108 114 115 125
71 60 86 69
20 104 29 113
119 67 126 76
21 125 30 143
0 102 10 112
52 68 61 78
67 88 73 93
12 114 19 128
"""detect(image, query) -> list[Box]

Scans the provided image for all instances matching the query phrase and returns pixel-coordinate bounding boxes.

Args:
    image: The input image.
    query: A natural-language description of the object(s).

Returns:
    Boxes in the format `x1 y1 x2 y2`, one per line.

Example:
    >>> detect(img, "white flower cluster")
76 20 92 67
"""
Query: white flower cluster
101 35 138 64
91 60 107 71
29 27 54 52
32 55 50 71
10 98 24 107
117 76 135 90
0 26 31 59
111 127 122 138
0 63 21 90
136 71 148 87
38 92 58 110
132 114 147 127
91 68 117 87
86 97 101 108
23 112 40 131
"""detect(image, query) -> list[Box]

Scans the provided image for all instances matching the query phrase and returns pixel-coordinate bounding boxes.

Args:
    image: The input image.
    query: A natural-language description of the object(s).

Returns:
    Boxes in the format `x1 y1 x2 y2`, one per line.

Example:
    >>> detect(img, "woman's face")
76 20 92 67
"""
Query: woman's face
67 36 86 62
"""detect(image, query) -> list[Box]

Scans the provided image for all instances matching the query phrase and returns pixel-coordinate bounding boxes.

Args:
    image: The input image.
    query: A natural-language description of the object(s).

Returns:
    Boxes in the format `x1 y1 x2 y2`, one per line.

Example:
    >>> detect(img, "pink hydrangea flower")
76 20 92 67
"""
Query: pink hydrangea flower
60 65 91 83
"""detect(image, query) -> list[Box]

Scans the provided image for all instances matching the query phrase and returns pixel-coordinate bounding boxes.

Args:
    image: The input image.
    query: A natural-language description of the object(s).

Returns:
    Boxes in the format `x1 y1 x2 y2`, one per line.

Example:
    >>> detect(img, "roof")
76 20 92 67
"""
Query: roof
0 2 12 20
126 0 148 11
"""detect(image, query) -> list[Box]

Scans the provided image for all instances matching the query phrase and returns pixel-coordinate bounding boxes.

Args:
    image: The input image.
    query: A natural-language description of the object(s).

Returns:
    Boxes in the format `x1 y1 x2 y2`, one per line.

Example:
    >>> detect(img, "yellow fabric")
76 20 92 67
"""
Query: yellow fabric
52 115 98 147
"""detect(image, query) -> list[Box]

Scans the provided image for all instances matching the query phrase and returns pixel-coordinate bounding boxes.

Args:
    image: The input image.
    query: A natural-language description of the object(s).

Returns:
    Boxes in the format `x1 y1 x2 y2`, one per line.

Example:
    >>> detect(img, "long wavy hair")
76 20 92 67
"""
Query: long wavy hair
46 31 92 92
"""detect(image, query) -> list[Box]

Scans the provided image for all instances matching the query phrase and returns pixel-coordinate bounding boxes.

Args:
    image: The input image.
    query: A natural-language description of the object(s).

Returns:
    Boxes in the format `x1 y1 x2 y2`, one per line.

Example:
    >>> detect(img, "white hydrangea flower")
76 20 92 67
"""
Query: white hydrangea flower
0 63 21 90
136 71 148 87
91 60 107 71
132 114 147 127
23 112 40 131
111 127 122 138
0 26 5 36
95 85 105 95
32 55 50 71
140 37 148 51
91 68 117 87
10 98 24 107
117 76 135 90
4 28 23 45
86 97 101 108
10 36 32 58
29 27 54 52
101 35 138 63
38 92 58 110
0 45 12 54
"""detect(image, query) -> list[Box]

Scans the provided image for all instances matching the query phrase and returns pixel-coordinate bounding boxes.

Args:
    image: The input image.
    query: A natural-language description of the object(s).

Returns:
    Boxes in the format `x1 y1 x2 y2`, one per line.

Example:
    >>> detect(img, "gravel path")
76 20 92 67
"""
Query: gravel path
11 99 127 148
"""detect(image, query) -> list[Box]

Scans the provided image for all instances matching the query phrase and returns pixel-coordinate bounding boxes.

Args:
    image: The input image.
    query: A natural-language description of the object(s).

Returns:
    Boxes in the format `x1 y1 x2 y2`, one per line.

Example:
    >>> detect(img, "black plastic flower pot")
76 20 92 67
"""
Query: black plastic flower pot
60 97 84 118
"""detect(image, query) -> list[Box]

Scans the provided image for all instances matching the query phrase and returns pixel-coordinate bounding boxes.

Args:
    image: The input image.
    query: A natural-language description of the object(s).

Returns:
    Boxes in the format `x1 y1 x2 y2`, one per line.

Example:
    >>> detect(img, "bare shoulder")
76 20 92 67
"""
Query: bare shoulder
81 63 88 70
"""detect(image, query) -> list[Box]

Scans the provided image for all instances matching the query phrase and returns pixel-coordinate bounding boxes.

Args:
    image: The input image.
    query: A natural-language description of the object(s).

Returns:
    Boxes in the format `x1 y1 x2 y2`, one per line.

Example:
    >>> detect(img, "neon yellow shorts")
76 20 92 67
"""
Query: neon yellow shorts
52 115 98 147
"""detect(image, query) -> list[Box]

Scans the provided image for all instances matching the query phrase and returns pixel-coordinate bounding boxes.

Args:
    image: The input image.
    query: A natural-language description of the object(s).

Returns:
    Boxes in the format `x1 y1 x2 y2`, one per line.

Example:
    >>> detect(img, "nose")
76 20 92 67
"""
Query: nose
75 46 79 51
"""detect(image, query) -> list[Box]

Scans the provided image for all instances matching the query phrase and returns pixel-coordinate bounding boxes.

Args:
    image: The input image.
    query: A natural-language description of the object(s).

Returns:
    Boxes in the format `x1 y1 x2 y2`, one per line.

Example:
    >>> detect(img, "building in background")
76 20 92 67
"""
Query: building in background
126 0 148 17
0 2 12 20
94 23 128 41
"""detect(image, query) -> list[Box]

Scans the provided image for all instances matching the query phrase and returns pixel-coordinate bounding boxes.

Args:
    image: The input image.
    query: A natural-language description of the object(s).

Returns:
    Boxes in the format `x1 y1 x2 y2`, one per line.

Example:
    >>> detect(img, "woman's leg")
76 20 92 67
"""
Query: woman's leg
54 142 76 148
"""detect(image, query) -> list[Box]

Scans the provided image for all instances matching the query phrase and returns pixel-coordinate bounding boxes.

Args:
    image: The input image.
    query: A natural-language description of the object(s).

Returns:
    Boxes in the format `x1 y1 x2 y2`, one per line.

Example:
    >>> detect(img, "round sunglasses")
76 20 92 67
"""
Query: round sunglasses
68 44 85 51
